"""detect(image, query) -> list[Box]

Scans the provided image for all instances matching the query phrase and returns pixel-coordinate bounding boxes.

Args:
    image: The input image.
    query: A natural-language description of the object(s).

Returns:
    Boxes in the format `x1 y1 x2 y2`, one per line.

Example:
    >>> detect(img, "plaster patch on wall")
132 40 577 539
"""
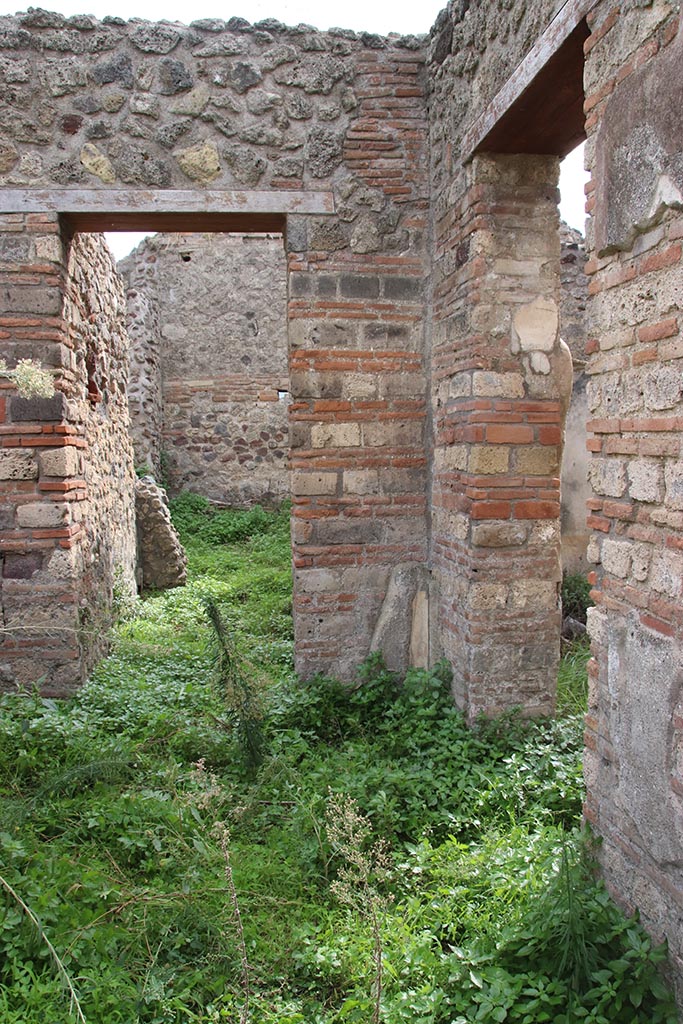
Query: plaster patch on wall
511 296 559 353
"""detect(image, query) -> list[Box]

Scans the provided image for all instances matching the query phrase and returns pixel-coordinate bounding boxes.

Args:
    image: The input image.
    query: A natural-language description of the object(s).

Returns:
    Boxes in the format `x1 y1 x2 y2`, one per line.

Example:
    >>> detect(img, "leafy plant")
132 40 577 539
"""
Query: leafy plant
0 357 56 398
561 570 594 623
0 872 86 1023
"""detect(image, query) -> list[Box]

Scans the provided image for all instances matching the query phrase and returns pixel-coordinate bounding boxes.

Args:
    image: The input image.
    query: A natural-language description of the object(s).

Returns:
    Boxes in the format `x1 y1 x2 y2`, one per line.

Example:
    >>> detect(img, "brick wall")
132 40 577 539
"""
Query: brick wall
582 1 683 996
288 43 430 678
428 3 576 718
429 152 570 717
0 221 136 695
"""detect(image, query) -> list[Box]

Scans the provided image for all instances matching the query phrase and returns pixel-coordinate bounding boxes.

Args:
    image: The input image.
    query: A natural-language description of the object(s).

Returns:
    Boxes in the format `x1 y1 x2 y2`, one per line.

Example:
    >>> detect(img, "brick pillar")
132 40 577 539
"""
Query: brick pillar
0 213 87 695
431 154 570 719
286 45 431 682
287 249 429 680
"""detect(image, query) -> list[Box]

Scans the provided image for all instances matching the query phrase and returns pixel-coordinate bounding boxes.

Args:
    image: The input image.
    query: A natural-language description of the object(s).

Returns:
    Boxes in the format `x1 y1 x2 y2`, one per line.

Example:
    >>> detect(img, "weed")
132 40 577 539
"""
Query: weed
204 596 265 772
215 823 251 1024
557 638 590 715
326 792 393 1023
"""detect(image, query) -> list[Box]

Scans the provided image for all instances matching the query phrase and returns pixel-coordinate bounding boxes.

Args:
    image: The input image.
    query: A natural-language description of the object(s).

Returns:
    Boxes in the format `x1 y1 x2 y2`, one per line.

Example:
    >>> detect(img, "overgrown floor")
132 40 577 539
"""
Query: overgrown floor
0 499 677 1023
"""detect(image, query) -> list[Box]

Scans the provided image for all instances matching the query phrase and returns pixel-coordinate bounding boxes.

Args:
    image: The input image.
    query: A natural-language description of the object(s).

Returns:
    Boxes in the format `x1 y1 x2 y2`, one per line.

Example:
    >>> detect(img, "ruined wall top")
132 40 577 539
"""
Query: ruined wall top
429 0 564 93
430 0 565 150
0 8 425 194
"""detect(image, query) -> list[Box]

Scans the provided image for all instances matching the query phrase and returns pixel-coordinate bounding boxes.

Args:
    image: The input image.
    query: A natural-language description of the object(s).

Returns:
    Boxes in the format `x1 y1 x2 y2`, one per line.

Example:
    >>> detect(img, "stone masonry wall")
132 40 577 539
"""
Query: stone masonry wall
581 2 683 997
120 232 290 506
120 232 163 477
0 223 136 695
0 11 432 683
429 0 683 999
560 221 589 572
62 232 137 647
121 222 590 553
2 5 682 1000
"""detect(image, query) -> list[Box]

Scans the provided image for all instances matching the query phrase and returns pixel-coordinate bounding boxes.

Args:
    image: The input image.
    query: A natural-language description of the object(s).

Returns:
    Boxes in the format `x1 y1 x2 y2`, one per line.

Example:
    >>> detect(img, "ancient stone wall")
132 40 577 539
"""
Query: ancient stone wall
1 3 682 999
62 232 137 651
429 0 683 997
560 222 589 572
0 10 431 682
0 224 136 694
135 475 186 589
581 1 683 996
120 233 163 476
120 232 290 506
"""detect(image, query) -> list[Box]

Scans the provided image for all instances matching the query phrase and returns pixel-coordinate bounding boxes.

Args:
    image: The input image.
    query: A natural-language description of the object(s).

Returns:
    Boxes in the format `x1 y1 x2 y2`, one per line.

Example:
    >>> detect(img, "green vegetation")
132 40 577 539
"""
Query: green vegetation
561 571 594 624
0 499 676 1023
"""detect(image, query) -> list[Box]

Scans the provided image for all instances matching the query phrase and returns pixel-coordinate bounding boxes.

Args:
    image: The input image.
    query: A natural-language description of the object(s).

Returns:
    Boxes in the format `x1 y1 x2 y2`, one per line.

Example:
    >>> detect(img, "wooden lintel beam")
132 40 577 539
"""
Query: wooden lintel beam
61 212 287 235
0 188 335 218
461 0 600 161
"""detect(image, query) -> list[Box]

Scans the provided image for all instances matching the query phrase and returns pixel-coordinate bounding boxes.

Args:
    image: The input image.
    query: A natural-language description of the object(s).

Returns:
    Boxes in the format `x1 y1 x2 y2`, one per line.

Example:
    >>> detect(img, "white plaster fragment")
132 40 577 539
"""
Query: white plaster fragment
529 351 551 375
512 296 559 353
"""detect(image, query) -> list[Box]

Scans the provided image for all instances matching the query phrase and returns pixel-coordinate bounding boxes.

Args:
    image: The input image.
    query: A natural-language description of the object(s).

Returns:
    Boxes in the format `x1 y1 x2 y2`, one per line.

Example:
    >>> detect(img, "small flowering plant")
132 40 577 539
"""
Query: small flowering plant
0 357 56 399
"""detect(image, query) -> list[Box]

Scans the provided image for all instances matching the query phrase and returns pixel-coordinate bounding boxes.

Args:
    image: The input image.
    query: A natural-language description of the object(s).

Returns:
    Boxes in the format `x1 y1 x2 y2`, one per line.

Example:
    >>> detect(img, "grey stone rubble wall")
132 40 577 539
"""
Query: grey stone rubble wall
135 475 186 589
0 9 423 194
559 222 587 362
57 231 137 686
559 222 589 572
120 231 290 506
428 0 565 209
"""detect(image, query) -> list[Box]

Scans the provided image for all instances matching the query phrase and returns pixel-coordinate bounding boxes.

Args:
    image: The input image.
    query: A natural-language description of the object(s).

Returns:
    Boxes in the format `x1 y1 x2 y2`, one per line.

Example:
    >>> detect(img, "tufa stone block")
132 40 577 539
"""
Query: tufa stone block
469 445 510 475
628 459 664 504
40 446 81 478
175 142 221 183
311 422 361 448
16 502 68 528
292 471 338 495
601 538 632 579
516 446 559 476
472 371 525 398
472 521 528 547
0 449 38 480
589 458 627 498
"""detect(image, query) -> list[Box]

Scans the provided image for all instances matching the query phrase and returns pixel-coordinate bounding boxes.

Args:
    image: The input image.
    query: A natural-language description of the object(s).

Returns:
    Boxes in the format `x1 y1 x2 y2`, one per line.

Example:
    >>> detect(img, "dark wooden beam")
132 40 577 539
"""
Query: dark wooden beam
61 211 287 234
462 0 597 160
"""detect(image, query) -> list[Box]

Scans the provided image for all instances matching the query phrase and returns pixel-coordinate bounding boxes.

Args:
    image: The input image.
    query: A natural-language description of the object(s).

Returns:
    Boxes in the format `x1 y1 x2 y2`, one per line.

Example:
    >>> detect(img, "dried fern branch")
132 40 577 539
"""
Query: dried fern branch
0 872 87 1023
